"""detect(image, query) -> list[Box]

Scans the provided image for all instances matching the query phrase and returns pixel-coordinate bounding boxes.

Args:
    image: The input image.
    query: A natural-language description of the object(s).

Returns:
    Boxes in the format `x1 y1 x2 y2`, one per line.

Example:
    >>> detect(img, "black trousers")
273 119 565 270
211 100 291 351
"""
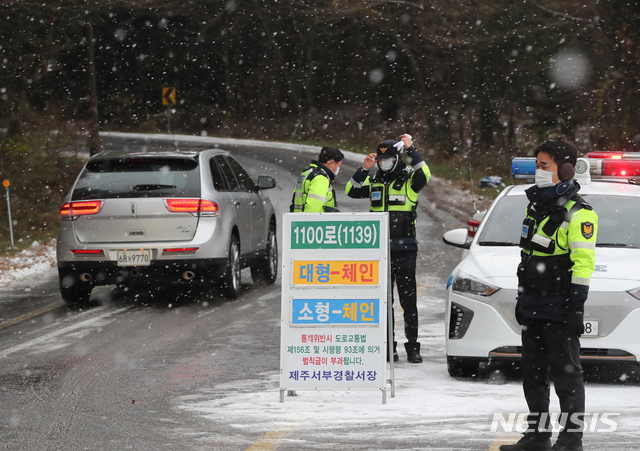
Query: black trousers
521 319 585 448
390 250 419 350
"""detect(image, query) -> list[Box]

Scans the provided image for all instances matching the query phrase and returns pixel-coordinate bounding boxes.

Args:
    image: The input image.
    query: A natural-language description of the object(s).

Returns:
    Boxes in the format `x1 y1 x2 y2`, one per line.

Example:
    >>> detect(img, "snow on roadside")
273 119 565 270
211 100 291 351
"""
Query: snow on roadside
0 238 57 289
176 283 640 448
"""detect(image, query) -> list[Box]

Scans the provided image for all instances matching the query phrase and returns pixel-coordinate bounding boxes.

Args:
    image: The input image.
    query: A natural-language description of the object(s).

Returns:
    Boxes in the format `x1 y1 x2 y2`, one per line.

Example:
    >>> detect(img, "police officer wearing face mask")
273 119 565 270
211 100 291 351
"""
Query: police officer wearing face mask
290 146 344 212
346 134 431 363
500 140 598 451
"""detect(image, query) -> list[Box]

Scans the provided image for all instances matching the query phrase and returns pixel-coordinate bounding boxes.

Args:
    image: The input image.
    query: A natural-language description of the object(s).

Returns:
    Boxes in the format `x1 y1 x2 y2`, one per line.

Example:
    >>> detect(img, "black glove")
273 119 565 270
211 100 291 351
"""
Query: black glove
565 310 585 337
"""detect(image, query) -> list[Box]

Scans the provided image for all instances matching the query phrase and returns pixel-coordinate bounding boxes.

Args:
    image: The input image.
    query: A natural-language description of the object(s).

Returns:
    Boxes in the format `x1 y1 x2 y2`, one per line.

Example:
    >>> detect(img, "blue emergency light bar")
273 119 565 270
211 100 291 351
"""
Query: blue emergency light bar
511 157 536 178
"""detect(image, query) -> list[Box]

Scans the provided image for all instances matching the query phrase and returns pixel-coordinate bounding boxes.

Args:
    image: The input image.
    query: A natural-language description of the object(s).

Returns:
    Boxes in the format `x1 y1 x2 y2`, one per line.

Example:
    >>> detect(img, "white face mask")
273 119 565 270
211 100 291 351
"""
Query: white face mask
333 166 340 177
535 169 557 188
378 159 395 172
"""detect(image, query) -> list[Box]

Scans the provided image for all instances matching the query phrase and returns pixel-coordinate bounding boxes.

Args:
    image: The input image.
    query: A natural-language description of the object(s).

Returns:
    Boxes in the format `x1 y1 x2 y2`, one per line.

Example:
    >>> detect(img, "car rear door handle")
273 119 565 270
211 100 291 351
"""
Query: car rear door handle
250 201 256 207
233 201 241 206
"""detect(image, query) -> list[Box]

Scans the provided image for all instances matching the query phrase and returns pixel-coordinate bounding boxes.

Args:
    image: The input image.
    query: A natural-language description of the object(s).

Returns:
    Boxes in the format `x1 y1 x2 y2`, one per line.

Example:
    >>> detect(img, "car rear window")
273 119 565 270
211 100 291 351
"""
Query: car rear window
477 193 640 249
72 157 201 200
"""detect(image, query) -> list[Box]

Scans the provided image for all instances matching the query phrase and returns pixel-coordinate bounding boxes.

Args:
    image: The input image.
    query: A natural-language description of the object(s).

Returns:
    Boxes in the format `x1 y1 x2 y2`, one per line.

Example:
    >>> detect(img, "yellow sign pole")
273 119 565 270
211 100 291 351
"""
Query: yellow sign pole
3 180 14 249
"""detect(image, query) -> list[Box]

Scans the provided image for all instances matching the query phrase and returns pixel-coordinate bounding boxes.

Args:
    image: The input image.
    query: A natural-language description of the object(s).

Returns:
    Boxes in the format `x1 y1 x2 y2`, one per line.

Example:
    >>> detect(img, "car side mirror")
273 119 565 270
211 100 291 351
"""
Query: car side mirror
257 175 276 190
443 229 471 249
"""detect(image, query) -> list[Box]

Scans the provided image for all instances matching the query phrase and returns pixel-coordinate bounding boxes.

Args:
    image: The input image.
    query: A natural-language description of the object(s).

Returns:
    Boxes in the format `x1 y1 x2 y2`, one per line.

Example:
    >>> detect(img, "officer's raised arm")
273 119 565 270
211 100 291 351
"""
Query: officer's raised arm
346 153 375 198
397 134 430 192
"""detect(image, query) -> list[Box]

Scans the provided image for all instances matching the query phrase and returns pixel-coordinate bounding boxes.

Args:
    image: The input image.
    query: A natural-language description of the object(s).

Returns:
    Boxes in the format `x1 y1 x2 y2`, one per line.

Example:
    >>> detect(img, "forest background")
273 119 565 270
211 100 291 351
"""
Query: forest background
0 0 639 249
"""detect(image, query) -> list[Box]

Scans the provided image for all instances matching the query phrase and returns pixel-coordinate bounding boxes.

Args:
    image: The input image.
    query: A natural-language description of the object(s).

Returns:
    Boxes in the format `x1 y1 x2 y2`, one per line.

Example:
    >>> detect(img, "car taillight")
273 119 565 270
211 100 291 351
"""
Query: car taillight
165 199 219 215
199 200 219 213
467 219 480 238
60 200 102 217
166 199 200 212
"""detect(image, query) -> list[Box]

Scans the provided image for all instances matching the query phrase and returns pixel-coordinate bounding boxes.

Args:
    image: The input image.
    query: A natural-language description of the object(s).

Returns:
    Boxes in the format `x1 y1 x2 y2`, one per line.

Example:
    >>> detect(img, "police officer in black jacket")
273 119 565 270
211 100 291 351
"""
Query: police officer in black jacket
501 140 598 451
345 134 431 363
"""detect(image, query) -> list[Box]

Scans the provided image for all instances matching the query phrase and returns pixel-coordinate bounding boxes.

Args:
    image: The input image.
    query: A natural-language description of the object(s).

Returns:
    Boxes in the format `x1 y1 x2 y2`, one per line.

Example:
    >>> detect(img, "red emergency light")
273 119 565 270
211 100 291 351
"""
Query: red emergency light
586 151 640 160
601 160 640 177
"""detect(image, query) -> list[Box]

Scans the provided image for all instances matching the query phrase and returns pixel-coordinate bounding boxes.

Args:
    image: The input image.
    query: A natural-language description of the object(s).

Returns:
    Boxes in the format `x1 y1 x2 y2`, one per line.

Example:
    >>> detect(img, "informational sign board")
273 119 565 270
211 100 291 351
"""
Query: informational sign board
280 212 390 403
162 87 176 105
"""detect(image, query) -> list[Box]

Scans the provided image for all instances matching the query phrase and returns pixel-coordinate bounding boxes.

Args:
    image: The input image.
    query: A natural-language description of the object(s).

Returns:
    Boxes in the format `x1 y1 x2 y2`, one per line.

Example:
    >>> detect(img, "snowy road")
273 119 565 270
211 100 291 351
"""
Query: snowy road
0 135 639 450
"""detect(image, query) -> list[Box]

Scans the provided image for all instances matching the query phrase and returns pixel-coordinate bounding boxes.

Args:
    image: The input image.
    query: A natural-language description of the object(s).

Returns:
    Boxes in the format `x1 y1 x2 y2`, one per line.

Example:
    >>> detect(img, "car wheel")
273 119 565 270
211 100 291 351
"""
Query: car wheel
447 356 480 378
59 275 93 307
251 222 278 285
220 235 241 299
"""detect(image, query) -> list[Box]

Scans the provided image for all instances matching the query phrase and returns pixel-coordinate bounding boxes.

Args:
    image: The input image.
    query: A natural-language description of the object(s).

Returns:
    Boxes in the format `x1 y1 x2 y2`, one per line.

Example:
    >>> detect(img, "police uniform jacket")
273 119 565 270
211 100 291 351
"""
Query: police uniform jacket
291 161 338 213
345 147 431 251
516 181 598 322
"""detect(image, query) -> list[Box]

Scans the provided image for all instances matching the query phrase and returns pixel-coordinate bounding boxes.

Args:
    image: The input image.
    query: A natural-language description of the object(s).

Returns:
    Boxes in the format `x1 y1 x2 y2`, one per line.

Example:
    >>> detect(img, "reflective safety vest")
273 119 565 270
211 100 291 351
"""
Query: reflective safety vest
518 194 598 296
290 163 337 213
368 168 419 238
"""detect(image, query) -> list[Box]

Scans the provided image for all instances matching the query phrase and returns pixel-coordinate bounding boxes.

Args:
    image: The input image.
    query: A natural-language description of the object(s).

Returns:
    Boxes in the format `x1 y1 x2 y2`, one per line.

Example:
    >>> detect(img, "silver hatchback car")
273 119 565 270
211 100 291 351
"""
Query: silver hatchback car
57 148 278 306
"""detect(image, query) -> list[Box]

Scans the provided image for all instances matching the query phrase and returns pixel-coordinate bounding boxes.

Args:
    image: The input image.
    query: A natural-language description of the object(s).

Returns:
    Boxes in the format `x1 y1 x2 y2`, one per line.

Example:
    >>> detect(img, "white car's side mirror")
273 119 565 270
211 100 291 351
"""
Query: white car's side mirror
443 229 471 249
257 175 276 190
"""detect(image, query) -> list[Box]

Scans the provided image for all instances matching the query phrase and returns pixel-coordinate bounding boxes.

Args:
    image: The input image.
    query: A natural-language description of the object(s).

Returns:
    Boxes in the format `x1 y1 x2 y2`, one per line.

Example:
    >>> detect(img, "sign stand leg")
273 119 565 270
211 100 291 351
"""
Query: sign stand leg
387 253 395 398
279 389 297 403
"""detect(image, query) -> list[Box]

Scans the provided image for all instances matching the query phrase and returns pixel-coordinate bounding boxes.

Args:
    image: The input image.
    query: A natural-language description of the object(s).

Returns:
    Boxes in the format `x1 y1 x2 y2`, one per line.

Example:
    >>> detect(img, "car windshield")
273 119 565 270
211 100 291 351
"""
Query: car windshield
72 157 200 200
477 193 640 249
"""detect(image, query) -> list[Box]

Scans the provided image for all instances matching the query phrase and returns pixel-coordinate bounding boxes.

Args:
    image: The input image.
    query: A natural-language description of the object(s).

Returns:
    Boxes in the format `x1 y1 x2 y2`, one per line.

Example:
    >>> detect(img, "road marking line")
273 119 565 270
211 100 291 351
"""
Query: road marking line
255 292 279 303
0 300 66 331
245 424 296 451
0 307 128 358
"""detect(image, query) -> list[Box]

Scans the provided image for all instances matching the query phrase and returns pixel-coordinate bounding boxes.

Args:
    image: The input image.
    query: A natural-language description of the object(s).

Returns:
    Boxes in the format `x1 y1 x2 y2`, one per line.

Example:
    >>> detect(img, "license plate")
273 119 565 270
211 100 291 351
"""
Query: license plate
117 249 151 266
583 319 599 337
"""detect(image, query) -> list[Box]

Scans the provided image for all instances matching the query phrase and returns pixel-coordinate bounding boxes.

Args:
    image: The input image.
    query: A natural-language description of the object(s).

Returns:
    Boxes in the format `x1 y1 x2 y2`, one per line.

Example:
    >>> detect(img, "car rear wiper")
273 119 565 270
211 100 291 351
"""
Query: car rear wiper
597 243 634 248
477 241 518 246
133 184 177 191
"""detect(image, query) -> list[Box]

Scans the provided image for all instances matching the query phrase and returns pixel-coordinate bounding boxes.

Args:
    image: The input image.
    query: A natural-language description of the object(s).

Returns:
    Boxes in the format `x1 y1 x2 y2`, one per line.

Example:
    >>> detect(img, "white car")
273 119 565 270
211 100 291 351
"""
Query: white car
443 155 640 377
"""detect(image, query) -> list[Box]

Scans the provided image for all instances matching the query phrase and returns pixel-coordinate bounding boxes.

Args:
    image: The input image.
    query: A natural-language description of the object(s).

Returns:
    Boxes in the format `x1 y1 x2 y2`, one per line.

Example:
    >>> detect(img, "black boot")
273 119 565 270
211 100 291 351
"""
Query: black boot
499 434 551 451
405 342 422 363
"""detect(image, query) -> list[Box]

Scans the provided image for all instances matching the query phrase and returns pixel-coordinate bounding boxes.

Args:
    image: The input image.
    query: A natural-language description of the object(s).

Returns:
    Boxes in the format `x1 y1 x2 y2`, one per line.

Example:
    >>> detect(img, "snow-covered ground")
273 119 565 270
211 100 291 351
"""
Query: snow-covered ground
174 273 640 450
0 238 57 289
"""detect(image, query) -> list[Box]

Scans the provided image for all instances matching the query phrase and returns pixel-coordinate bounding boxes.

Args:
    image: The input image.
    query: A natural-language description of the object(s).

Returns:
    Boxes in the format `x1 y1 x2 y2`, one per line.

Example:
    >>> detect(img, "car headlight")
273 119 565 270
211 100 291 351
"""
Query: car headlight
627 287 640 301
452 274 500 297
